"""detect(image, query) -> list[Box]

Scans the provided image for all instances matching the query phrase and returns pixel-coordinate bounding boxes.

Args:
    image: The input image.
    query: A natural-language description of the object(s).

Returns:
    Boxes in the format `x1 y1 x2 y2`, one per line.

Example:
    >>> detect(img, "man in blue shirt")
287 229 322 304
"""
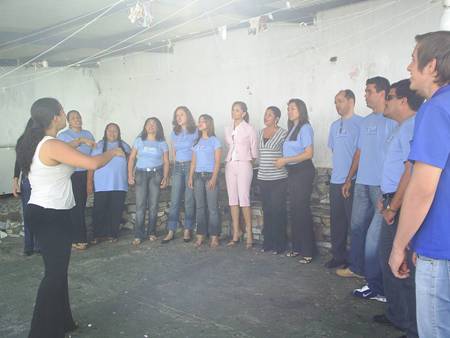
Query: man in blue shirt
337 76 396 303
326 90 363 268
373 79 423 338
389 31 450 338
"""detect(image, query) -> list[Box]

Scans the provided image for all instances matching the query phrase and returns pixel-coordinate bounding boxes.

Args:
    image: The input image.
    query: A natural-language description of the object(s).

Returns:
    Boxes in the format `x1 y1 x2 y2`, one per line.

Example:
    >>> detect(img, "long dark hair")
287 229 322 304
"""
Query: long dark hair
16 98 63 175
140 117 165 141
287 98 309 141
193 114 215 147
172 106 196 135
102 122 127 155
232 101 249 123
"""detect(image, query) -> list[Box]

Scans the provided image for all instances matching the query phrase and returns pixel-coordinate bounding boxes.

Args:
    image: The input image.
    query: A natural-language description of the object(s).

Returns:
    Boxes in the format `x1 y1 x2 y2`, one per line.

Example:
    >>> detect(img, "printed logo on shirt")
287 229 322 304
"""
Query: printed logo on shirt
143 146 158 154
366 126 377 135
336 128 349 137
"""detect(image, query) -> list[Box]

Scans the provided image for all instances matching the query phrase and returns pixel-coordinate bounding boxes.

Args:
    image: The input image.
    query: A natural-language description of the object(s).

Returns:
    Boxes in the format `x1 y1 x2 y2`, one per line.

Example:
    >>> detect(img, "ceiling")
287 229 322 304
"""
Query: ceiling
0 0 367 68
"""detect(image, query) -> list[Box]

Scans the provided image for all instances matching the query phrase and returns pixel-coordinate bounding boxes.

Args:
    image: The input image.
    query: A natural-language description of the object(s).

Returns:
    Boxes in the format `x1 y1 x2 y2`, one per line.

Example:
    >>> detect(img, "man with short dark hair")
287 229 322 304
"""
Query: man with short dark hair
390 31 450 338
325 89 363 268
373 79 423 338
336 76 397 303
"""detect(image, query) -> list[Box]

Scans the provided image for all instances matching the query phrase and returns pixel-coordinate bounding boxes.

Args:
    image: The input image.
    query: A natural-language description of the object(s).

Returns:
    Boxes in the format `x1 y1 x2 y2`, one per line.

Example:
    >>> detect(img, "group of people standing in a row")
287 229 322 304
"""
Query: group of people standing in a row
324 31 450 338
15 100 319 261
12 30 450 338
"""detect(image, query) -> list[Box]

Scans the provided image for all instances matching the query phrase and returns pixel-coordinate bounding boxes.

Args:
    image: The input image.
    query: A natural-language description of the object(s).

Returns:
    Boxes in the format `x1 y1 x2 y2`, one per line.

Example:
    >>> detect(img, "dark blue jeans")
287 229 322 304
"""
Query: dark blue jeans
167 161 195 231
348 183 384 296
194 172 220 236
134 169 162 239
21 177 39 253
379 215 417 337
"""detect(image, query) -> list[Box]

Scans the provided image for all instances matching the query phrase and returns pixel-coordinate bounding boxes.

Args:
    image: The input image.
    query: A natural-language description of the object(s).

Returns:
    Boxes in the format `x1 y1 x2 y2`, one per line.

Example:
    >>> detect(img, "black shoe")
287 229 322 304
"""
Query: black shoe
22 250 33 256
324 258 347 269
373 314 404 331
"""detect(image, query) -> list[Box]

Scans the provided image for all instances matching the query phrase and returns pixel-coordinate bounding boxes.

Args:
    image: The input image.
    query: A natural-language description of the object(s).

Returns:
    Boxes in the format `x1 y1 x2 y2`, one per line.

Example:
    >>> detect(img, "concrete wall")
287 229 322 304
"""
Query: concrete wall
0 0 442 175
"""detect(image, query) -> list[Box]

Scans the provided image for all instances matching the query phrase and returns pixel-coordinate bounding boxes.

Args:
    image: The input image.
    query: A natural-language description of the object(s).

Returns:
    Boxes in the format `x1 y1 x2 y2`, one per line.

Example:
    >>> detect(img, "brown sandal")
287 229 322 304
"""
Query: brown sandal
210 236 220 248
195 235 204 248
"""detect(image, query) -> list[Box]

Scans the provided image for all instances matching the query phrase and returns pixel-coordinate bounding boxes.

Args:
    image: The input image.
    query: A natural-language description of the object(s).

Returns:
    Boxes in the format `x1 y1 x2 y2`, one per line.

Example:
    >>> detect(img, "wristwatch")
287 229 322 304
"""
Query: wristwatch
385 204 398 213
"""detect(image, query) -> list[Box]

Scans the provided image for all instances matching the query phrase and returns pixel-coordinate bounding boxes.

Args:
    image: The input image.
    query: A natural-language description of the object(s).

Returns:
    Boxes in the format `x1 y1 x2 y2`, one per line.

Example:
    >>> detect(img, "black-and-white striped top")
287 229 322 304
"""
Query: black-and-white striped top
257 127 288 181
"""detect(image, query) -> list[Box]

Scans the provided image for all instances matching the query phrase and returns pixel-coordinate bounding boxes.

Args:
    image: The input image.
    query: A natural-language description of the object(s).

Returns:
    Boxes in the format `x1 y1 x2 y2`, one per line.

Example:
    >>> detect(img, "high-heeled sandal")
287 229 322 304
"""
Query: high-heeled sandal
299 256 313 264
183 229 192 243
161 232 175 244
195 235 204 248
210 236 220 248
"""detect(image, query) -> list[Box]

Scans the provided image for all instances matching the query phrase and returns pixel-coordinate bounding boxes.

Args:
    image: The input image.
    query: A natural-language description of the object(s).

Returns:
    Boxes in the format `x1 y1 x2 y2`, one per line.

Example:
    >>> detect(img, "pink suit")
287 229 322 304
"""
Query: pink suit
224 121 258 207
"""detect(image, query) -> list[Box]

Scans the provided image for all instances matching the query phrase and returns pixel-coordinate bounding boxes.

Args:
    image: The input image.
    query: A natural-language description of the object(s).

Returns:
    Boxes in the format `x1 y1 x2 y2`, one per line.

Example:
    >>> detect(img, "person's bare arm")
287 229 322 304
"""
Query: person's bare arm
160 151 170 189
389 161 442 278
128 148 137 185
40 139 123 170
381 161 412 224
87 170 94 195
275 145 313 168
188 152 196 189
208 148 222 190
342 148 361 198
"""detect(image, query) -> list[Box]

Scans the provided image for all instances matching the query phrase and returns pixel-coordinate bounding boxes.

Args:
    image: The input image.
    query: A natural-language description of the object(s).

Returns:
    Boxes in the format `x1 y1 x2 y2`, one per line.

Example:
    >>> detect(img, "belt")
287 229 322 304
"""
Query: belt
136 166 162 172
382 192 396 199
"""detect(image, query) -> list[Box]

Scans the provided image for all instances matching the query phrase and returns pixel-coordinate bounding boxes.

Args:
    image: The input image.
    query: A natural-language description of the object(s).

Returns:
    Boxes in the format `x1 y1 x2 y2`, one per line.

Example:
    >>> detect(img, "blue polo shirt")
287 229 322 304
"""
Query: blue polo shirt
381 116 415 194
91 141 131 192
171 129 198 162
133 137 169 169
283 123 314 165
409 84 450 260
57 128 95 172
193 136 221 173
356 112 397 186
328 114 363 184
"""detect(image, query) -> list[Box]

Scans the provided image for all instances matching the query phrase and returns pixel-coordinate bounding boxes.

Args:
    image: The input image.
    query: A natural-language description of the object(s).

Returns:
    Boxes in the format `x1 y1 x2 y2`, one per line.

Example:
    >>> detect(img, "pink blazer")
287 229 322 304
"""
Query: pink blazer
224 121 258 162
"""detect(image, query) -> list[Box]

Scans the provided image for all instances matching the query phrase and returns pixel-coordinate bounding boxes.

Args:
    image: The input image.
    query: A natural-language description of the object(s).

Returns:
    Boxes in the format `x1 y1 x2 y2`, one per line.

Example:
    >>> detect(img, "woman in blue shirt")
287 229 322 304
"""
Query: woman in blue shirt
276 99 316 264
188 114 222 248
89 123 131 242
162 106 197 244
57 110 95 250
128 117 169 246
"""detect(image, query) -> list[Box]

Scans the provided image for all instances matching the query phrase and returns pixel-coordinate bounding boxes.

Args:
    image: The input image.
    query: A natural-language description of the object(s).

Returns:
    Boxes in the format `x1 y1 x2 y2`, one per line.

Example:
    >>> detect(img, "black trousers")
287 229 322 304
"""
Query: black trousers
70 171 90 243
258 178 287 252
92 191 126 239
28 204 75 338
329 182 354 262
287 160 316 257
379 213 418 337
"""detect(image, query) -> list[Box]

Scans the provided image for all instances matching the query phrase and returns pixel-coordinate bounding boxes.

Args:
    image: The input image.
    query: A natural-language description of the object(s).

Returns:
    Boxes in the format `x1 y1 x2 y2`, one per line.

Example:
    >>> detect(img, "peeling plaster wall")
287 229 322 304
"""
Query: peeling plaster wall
91 0 440 166
0 0 441 186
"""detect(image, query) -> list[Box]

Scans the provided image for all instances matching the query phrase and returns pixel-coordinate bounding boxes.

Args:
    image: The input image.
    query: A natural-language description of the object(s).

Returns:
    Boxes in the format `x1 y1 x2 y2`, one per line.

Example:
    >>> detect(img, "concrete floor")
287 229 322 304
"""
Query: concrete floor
0 234 400 338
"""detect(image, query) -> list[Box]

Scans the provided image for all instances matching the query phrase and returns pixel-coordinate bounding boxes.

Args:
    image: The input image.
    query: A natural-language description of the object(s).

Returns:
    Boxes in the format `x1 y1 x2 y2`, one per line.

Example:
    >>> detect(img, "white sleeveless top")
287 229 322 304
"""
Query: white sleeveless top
28 136 76 209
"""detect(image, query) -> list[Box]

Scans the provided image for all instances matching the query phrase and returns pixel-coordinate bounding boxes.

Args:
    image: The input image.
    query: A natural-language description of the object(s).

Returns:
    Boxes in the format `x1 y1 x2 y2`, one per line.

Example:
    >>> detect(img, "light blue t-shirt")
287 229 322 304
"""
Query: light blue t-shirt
91 140 131 192
328 114 364 184
133 137 168 169
283 123 314 165
171 129 198 162
409 84 450 260
381 116 415 194
57 128 95 172
193 136 221 173
356 113 397 186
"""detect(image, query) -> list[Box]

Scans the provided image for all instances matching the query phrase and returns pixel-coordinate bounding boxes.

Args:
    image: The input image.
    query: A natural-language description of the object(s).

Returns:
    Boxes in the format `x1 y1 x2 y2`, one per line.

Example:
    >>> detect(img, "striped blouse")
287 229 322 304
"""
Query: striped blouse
257 127 288 181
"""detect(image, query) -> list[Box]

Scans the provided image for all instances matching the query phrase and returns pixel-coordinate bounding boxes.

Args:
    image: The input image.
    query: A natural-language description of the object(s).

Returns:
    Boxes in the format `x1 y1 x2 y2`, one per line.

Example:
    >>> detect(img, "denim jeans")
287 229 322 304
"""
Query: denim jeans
21 177 39 252
416 255 450 338
348 183 384 295
134 169 162 239
167 161 195 231
194 172 220 236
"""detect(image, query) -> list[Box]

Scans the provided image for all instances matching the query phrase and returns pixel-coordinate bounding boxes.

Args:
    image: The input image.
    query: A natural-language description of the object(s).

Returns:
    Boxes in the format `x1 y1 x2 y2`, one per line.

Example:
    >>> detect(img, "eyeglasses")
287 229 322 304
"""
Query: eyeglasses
386 95 401 101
